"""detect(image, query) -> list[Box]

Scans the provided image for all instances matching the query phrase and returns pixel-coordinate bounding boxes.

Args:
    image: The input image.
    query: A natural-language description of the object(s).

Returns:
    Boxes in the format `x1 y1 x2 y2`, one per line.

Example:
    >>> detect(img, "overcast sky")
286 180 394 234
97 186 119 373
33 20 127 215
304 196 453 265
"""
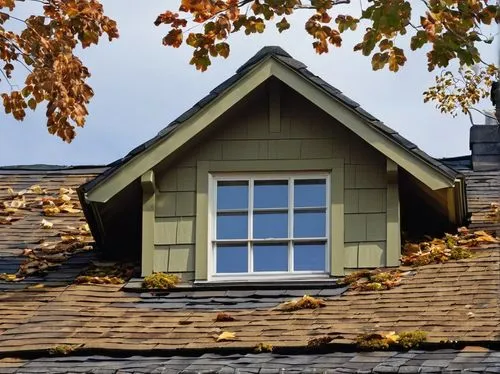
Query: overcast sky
0 1 498 166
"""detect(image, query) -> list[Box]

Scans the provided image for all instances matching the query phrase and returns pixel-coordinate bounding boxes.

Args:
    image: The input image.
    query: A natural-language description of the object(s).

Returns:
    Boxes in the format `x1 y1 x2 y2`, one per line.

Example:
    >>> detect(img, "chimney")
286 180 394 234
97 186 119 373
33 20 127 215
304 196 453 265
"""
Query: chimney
470 116 500 171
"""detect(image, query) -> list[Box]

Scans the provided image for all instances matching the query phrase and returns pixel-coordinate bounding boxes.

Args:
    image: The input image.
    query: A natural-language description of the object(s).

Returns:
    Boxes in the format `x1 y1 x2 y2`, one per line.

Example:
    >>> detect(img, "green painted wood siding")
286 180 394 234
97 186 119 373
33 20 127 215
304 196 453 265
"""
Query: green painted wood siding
150 84 393 279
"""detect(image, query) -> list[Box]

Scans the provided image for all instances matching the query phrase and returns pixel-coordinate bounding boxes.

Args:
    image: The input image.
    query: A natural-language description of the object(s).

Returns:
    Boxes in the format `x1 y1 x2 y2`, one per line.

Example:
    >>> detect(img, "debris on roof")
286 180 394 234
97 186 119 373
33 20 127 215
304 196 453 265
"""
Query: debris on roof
341 269 403 291
74 262 135 285
275 295 326 311
0 177 98 282
401 228 498 266
356 330 427 351
142 272 180 289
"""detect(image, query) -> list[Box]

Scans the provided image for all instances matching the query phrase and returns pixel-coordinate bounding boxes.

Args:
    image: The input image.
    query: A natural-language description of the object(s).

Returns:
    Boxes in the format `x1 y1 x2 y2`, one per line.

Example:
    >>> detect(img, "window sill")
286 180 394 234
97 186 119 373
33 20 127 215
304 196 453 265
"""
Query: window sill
124 276 343 292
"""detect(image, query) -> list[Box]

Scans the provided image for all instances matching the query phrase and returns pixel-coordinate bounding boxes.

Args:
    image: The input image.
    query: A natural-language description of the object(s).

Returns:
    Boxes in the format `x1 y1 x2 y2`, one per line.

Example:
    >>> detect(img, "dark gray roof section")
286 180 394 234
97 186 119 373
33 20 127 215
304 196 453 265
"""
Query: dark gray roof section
81 46 459 194
0 164 107 175
117 285 348 310
440 155 472 171
4 349 500 373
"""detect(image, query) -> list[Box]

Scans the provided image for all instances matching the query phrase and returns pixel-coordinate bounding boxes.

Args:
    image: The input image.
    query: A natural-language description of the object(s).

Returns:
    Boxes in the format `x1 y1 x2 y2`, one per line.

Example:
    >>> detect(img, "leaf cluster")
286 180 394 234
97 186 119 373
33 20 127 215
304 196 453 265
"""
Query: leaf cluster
0 0 118 141
276 294 326 311
340 269 402 292
0 184 93 281
356 330 427 350
74 262 135 285
155 0 498 116
142 272 180 289
400 228 497 266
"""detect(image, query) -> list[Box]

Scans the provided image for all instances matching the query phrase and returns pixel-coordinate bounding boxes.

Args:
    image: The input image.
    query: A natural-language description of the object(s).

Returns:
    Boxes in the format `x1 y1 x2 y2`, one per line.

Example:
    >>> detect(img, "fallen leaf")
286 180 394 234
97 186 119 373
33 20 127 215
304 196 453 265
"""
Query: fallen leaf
215 312 235 322
0 273 24 282
60 187 75 195
59 194 72 203
41 219 54 229
384 331 400 343
79 223 90 233
59 204 81 213
9 198 25 208
215 331 238 342
6 187 15 196
43 206 60 216
22 248 33 256
29 185 45 194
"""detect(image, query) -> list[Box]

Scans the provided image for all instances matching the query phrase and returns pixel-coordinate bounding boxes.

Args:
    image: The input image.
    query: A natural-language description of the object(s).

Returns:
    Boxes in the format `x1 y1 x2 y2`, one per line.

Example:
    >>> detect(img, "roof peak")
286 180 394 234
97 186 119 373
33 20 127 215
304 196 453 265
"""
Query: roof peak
236 45 294 74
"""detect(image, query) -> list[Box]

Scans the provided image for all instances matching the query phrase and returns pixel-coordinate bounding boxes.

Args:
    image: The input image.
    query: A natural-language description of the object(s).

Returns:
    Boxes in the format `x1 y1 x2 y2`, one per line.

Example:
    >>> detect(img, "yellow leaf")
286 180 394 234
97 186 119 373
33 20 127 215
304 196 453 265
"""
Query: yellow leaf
43 206 60 216
59 194 72 203
216 331 237 342
29 185 45 194
6 187 15 196
60 187 75 195
41 219 54 229
9 198 25 208
59 204 81 213
384 331 400 343
79 223 90 233
3 207 18 215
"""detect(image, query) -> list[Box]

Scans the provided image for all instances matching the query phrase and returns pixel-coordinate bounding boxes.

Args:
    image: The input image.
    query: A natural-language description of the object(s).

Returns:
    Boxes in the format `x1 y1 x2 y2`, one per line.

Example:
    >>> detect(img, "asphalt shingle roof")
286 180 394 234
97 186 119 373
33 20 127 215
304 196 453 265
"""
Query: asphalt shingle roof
0 160 499 372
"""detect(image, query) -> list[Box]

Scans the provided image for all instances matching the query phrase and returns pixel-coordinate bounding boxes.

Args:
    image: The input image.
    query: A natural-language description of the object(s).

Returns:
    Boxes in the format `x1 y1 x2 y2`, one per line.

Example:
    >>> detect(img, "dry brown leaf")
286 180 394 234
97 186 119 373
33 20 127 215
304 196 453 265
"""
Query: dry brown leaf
0 216 20 225
215 331 237 342
215 312 235 322
41 219 54 229
276 295 326 311
22 248 33 256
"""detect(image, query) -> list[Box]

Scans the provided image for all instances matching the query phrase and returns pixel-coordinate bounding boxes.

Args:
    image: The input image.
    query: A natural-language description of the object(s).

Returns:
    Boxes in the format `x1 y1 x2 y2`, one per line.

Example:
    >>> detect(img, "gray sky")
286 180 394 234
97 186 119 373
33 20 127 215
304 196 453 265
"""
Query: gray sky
0 1 498 166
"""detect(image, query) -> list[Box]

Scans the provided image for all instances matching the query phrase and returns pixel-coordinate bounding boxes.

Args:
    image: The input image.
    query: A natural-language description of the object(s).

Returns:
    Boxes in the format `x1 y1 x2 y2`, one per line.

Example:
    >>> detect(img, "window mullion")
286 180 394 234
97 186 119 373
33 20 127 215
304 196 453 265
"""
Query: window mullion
248 178 254 273
288 177 294 272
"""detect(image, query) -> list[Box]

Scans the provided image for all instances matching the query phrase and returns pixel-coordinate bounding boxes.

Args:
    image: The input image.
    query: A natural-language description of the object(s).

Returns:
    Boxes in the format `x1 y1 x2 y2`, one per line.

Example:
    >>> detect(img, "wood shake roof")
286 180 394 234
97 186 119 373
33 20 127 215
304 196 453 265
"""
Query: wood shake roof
0 162 499 372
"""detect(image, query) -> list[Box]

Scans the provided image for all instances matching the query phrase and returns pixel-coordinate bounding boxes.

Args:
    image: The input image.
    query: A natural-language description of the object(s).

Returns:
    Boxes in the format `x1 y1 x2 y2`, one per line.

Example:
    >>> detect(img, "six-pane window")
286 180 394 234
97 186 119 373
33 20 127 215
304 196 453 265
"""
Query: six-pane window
212 175 329 276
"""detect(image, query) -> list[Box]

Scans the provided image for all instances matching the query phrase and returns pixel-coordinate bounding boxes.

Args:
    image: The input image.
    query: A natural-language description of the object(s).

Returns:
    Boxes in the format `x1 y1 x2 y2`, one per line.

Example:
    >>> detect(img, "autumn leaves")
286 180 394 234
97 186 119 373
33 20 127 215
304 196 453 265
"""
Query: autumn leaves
0 0 119 142
0 183 93 281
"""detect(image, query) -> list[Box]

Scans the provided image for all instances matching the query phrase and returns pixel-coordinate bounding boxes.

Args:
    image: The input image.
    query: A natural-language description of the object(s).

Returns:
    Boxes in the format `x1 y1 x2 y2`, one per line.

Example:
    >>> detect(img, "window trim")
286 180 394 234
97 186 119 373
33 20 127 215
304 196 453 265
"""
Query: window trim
195 159 345 281
207 172 331 281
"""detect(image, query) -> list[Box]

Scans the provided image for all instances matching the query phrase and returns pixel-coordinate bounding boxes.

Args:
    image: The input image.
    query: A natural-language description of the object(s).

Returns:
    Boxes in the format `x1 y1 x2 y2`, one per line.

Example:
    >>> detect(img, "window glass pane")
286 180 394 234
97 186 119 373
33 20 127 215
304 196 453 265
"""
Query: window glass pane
217 181 248 210
294 211 326 238
294 243 326 271
294 179 326 207
216 244 247 273
253 212 288 239
217 213 247 239
254 180 288 209
254 244 288 272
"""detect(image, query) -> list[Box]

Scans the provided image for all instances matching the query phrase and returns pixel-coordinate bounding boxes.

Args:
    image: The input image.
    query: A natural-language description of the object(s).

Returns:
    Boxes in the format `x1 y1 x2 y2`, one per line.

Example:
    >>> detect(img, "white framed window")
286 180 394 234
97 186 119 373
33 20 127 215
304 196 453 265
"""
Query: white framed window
208 173 330 280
